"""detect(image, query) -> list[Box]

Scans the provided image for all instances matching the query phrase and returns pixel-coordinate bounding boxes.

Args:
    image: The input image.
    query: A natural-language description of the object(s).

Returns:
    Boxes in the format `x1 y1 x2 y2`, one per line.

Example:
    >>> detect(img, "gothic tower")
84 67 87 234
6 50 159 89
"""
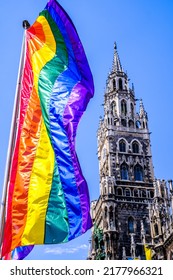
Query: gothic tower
89 43 155 260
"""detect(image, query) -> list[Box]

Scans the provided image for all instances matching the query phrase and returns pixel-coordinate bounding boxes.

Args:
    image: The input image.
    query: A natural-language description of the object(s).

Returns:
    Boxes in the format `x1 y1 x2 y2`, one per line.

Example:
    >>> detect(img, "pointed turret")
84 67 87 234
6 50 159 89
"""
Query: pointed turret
139 99 145 118
112 42 123 73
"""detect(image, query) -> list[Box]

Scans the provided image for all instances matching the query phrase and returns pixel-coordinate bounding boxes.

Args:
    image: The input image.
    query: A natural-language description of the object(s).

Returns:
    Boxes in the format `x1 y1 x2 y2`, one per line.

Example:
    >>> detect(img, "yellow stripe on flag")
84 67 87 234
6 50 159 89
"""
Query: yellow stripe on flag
21 15 56 245
22 120 54 245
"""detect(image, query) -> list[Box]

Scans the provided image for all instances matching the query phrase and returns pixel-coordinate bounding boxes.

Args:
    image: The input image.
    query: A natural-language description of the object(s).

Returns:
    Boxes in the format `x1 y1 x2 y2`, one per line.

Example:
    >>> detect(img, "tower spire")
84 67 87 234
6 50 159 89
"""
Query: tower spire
112 42 123 73
139 99 148 119
139 99 145 114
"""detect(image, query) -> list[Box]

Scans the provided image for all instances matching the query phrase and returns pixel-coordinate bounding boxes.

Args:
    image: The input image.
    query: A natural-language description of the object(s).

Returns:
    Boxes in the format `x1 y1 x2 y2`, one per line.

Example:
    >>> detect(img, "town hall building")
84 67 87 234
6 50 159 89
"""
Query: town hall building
88 43 173 260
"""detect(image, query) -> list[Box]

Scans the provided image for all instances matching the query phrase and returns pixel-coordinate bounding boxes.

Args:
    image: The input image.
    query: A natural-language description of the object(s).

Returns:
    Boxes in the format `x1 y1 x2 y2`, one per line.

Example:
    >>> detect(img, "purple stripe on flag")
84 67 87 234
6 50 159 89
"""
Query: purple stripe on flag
47 0 94 232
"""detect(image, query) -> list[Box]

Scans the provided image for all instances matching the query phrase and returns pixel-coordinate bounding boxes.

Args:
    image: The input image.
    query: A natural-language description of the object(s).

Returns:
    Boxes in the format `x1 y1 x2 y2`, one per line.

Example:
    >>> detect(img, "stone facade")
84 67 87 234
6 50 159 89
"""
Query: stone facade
88 43 172 260
149 180 173 260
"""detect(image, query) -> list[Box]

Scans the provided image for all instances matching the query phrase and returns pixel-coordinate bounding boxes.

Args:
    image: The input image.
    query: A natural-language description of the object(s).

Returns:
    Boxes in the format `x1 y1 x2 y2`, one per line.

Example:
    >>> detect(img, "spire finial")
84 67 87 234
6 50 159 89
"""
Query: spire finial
114 41 117 50
112 41 123 73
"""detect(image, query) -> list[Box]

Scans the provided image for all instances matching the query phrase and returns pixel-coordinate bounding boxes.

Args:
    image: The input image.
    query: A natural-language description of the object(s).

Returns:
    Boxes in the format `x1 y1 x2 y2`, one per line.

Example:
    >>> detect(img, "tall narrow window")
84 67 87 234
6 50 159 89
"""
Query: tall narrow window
109 206 114 224
132 141 139 153
125 188 131 197
121 100 127 115
134 164 143 181
119 78 123 90
134 189 139 197
121 119 127 127
154 224 159 236
161 186 165 198
142 190 146 197
136 120 141 129
119 140 126 152
129 120 134 128
117 188 122 196
121 163 129 180
113 79 116 90
111 101 116 115
128 217 134 233
104 207 108 219
150 191 154 198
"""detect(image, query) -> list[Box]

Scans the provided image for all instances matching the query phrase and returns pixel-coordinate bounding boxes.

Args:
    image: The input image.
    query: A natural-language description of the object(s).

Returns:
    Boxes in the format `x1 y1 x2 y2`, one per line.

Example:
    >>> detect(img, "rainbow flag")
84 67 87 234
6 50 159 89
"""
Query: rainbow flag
1 0 94 259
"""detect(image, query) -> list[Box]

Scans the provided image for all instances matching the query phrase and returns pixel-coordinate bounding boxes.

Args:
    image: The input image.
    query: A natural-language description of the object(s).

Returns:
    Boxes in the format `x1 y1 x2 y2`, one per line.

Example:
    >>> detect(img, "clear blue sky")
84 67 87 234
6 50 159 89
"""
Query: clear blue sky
0 0 173 260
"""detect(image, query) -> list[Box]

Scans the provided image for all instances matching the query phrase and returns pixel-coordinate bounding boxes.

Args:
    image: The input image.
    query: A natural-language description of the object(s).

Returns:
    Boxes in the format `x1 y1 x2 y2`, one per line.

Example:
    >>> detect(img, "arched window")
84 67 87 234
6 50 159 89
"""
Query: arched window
150 191 154 198
121 100 127 115
134 164 143 181
129 120 134 128
119 78 123 90
136 120 141 129
121 163 129 180
121 119 127 127
128 217 134 233
131 103 134 118
132 141 139 153
113 79 116 90
119 140 126 152
117 188 122 196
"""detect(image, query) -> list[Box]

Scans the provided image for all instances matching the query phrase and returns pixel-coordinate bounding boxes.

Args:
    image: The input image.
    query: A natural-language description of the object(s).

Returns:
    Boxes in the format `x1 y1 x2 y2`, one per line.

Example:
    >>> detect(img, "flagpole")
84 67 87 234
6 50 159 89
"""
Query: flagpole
0 20 30 259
